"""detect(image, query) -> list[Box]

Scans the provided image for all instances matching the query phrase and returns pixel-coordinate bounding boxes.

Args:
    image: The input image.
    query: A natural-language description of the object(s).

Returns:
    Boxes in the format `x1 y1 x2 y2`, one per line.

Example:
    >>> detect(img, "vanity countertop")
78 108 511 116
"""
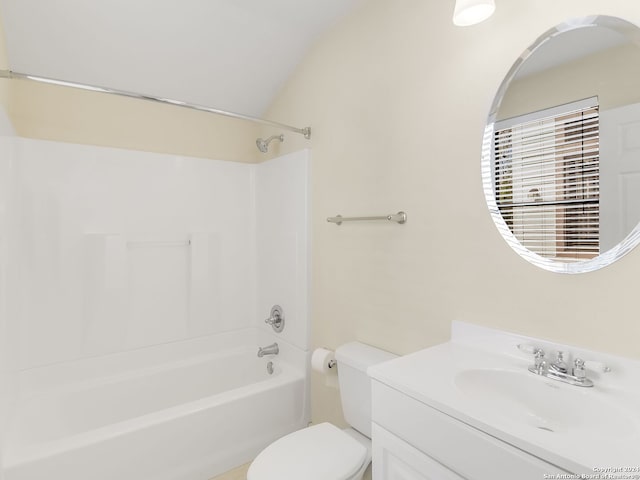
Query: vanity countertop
368 321 640 475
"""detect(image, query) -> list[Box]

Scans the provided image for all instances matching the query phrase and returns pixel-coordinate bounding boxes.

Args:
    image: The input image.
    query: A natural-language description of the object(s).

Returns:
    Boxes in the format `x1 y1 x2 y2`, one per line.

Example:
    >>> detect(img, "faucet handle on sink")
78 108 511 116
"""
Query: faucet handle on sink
573 358 587 380
577 358 611 373
517 343 541 355
533 349 546 370
518 344 547 374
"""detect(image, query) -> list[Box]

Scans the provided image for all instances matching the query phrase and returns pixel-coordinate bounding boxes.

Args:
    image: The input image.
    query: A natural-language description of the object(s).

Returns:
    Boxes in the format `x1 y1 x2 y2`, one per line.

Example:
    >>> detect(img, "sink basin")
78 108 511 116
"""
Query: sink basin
454 369 635 437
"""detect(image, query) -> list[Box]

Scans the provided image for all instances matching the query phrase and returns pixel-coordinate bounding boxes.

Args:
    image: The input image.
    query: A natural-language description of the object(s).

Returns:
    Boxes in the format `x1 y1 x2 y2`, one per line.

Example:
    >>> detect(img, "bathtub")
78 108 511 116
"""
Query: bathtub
3 331 308 480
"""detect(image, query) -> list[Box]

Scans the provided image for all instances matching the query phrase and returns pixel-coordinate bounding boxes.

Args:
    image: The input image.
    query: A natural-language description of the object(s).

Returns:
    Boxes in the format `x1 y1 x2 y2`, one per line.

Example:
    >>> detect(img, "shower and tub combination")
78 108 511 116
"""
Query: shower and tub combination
0 74 311 479
5 330 307 480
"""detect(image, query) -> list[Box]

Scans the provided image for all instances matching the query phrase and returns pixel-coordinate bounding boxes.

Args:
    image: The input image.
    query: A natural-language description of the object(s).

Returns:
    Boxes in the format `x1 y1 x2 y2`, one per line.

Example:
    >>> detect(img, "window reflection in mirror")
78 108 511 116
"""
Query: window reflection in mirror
494 100 599 262
483 16 640 273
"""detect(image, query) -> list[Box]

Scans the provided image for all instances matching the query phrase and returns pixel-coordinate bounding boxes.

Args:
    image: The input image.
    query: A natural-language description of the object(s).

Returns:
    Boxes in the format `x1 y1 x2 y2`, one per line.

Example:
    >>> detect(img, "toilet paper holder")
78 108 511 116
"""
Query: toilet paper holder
312 347 338 373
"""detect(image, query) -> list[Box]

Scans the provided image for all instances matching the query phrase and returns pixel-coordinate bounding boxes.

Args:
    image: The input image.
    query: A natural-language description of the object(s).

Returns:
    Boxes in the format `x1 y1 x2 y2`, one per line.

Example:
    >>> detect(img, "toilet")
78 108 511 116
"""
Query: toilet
247 342 396 480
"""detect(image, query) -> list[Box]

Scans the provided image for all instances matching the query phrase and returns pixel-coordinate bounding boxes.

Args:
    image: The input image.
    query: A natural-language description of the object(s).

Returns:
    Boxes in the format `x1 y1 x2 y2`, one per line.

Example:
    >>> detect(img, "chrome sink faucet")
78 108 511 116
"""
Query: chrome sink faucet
257 342 279 357
548 351 568 375
518 344 610 388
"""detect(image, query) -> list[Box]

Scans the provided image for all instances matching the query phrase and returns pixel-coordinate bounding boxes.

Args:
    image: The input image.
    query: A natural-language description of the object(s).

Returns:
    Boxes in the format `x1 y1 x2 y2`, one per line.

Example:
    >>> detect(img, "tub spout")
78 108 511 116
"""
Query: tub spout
257 342 279 357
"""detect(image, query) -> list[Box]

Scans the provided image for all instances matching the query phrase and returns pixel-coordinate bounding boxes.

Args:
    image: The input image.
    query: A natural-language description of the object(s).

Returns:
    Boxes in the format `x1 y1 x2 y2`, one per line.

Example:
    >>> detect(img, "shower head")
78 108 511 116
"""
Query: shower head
256 134 284 153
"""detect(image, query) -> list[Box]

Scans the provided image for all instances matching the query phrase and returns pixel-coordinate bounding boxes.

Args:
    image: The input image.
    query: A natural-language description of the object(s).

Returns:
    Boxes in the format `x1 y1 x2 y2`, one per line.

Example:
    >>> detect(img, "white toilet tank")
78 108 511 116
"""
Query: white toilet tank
335 342 396 438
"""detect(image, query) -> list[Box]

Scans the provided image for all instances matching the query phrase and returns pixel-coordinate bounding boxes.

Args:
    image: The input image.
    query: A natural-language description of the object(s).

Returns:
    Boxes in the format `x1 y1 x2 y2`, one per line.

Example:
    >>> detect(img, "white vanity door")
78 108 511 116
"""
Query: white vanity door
372 423 464 480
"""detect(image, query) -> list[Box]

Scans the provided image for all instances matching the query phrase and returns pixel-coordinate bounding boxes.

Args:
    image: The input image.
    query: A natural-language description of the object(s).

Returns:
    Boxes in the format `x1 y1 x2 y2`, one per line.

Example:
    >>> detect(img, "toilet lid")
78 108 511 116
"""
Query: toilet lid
247 423 368 480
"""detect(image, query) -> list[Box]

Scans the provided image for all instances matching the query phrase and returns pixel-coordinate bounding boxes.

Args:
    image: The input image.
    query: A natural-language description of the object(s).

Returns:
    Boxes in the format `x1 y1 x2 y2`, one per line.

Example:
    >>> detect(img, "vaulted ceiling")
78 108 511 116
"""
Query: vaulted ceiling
0 0 363 117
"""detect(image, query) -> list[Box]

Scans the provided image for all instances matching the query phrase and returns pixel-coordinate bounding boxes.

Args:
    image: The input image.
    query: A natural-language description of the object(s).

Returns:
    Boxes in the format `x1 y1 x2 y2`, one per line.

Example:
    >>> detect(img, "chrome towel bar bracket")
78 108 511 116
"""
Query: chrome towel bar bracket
327 211 407 226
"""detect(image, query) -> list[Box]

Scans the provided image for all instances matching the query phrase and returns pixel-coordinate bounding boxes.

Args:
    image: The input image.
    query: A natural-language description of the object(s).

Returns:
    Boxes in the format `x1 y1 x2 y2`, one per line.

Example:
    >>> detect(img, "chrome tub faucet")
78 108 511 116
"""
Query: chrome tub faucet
257 342 279 357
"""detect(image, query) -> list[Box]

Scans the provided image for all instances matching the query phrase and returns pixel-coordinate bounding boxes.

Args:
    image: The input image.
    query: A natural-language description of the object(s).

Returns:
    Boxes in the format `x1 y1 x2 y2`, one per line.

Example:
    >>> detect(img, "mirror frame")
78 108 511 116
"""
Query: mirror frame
482 15 640 274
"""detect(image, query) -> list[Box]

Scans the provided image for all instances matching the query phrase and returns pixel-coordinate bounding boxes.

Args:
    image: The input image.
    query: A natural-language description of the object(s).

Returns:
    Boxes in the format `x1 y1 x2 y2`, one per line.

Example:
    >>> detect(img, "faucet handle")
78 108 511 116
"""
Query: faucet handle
518 344 547 373
579 358 611 373
530 349 547 374
573 358 586 377
517 343 541 355
264 305 285 333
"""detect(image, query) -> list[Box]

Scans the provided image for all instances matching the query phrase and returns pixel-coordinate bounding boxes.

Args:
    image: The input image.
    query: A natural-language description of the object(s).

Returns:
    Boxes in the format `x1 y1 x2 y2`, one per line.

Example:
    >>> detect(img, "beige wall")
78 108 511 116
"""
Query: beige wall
498 43 640 119
265 0 640 428
7 82 263 162
0 13 262 163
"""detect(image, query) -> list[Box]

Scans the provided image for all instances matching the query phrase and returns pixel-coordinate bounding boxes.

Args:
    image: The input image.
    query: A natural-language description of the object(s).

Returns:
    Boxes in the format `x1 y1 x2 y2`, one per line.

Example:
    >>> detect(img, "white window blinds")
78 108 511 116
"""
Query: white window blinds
493 99 600 262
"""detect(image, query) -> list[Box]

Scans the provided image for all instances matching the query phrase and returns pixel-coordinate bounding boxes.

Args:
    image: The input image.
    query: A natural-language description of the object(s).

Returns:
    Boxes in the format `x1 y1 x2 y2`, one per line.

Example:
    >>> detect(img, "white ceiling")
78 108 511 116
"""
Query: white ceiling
0 0 363 117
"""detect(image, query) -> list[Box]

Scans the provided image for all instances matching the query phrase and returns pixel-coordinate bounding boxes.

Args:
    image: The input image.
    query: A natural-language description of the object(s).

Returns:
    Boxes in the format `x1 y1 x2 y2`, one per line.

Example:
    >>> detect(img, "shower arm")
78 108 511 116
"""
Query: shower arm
0 69 312 139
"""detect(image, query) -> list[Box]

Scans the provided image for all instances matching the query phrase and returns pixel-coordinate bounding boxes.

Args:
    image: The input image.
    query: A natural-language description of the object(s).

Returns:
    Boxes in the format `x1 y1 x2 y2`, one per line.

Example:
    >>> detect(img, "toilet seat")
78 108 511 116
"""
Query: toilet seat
247 423 368 480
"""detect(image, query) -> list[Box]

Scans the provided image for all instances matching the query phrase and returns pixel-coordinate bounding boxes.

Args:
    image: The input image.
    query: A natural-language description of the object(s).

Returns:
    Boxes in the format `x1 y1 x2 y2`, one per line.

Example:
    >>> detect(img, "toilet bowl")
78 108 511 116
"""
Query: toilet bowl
247 423 370 480
247 342 396 480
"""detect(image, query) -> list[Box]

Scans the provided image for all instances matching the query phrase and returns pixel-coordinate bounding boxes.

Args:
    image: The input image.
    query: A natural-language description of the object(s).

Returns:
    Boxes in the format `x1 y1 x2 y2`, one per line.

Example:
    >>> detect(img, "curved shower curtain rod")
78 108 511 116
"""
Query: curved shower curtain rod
0 69 311 139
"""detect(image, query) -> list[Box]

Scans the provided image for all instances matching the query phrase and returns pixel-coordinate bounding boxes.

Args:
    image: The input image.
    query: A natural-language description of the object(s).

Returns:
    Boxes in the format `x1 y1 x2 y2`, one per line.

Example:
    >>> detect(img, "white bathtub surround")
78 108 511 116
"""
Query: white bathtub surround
6 139 309 369
0 138 310 479
255 152 310 351
11 139 260 367
0 107 14 136
0 116 16 480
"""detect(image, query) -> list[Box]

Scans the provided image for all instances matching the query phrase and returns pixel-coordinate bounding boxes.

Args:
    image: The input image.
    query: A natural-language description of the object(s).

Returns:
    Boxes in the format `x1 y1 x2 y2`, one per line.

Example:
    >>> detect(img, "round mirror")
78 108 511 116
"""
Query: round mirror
483 15 640 273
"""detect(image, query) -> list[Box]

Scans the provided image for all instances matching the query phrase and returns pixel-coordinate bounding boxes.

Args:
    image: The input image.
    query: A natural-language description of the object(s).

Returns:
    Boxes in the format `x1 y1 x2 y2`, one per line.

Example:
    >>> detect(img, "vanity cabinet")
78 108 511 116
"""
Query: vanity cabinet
372 423 463 480
371 381 571 480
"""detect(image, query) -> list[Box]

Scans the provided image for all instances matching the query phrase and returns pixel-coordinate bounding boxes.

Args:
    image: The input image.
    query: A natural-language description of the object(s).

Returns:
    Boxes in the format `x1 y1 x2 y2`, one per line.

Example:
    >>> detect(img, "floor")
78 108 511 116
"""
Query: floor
211 462 372 480
210 463 250 480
